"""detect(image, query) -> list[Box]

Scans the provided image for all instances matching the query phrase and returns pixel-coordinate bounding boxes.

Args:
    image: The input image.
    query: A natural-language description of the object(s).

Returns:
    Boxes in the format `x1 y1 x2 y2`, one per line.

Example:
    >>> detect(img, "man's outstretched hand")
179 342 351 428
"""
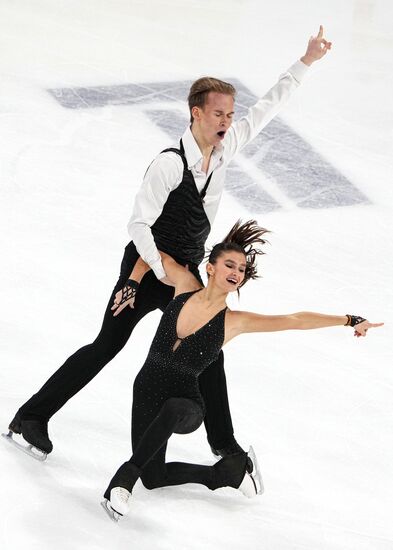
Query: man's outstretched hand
301 25 332 66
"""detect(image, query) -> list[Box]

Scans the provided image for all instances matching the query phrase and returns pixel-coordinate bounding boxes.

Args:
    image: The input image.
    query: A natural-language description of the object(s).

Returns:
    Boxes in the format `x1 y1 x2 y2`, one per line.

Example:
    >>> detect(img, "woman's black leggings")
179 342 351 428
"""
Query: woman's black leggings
104 397 247 498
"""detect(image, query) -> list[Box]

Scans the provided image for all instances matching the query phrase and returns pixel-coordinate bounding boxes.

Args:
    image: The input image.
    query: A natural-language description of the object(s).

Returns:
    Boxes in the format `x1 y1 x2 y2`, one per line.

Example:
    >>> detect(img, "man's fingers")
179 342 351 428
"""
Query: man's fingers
317 25 323 39
321 40 332 51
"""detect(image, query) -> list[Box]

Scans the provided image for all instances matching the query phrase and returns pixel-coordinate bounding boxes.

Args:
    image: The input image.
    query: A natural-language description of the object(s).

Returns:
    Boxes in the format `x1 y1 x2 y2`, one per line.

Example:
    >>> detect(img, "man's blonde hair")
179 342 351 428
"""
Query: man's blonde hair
188 77 236 123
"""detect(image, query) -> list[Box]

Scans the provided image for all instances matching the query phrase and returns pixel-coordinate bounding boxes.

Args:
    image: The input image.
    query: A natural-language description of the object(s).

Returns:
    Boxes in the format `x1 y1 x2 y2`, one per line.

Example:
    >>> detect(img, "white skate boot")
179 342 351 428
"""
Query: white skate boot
101 487 131 522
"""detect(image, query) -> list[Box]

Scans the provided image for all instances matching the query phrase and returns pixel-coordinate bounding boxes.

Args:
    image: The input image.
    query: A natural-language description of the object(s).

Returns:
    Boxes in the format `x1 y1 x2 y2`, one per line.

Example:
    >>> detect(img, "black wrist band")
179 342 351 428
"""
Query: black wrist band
125 279 139 289
345 315 366 327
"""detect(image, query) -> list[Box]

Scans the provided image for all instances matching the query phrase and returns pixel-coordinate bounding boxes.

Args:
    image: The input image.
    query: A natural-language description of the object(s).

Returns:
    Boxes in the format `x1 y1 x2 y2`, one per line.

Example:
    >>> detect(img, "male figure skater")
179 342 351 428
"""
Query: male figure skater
6 27 331 462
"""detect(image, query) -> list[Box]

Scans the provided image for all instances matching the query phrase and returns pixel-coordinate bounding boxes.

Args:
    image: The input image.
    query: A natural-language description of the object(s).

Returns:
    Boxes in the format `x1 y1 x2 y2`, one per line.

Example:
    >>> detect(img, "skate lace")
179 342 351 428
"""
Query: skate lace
116 487 130 503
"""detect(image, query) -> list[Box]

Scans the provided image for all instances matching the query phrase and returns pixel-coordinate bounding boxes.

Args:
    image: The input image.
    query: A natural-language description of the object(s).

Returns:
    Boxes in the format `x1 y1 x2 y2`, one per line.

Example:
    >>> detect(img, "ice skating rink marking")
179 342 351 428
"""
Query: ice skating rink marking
48 80 369 214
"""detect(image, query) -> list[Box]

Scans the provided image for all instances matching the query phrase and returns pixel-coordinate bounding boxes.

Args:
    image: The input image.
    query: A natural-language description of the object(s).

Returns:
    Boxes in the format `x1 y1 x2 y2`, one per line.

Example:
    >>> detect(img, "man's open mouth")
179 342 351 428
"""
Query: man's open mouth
217 131 226 138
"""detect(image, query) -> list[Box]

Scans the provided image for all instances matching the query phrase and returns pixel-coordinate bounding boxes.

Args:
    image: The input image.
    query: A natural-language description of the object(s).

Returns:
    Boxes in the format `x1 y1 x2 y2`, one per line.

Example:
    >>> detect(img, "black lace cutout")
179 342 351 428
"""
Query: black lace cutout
119 280 139 306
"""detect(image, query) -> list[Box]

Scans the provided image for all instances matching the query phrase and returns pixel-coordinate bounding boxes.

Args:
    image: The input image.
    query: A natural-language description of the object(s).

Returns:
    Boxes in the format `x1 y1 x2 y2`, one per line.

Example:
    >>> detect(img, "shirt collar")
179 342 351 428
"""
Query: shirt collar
181 126 224 169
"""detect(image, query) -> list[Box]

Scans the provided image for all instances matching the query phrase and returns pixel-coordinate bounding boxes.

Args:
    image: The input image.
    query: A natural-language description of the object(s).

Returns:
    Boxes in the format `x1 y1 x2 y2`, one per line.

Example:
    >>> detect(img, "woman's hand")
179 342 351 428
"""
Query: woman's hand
111 279 139 317
353 320 384 338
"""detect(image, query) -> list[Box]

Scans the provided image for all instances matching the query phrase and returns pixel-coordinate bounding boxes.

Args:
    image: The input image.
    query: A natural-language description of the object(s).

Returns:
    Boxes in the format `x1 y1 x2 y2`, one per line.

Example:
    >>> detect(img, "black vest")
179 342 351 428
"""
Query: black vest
151 142 211 266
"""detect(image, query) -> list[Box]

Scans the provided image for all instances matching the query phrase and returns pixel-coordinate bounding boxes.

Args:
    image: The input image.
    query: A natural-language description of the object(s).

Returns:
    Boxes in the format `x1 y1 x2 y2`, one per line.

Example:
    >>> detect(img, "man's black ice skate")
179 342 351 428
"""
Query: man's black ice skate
2 412 53 461
238 446 264 497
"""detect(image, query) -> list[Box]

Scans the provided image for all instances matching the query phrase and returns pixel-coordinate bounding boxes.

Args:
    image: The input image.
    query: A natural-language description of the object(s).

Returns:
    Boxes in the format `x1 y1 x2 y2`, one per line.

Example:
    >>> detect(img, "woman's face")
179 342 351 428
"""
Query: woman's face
207 250 246 292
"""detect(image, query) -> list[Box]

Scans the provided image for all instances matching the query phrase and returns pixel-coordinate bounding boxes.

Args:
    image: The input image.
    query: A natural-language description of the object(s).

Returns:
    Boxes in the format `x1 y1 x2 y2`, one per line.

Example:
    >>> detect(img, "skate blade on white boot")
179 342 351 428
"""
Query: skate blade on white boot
238 446 264 498
248 445 264 495
1 430 48 461
101 487 131 523
101 499 122 523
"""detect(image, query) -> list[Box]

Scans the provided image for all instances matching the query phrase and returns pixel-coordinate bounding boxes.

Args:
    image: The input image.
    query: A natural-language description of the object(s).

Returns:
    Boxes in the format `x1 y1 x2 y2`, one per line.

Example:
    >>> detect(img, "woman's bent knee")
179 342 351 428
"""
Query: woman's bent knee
140 472 165 490
161 398 203 434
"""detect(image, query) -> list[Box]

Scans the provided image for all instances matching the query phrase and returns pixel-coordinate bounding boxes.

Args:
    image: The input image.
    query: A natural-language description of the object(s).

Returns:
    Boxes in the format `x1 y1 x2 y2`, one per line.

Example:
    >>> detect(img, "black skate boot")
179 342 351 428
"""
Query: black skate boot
210 439 255 477
8 413 22 435
210 439 245 458
212 447 264 497
2 412 53 460
211 451 248 489
102 462 141 522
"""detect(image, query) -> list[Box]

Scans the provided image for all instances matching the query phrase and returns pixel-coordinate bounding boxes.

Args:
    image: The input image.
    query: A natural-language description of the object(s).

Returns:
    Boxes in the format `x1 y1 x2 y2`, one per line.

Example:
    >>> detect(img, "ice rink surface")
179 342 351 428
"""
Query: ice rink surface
1 1 392 549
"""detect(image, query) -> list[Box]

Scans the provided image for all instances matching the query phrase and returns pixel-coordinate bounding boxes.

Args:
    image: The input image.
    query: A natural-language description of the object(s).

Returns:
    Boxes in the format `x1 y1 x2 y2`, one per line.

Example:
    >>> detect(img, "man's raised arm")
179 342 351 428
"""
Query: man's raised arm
224 25 332 159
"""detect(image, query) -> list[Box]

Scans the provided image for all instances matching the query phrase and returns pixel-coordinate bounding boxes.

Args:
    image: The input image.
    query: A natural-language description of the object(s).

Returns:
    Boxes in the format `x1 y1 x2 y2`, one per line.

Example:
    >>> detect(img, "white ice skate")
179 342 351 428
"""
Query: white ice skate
1 430 48 461
101 487 131 523
238 446 264 498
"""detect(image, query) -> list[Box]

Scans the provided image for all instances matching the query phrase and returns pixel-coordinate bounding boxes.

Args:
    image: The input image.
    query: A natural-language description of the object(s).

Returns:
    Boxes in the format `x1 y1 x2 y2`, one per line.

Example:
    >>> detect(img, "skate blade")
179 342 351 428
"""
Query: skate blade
101 499 122 523
248 445 264 495
238 470 258 498
1 431 47 462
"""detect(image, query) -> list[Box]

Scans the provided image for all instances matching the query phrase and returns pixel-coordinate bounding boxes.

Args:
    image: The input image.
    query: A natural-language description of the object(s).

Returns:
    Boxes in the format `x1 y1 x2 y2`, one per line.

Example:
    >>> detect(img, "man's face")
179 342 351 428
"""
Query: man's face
192 92 235 147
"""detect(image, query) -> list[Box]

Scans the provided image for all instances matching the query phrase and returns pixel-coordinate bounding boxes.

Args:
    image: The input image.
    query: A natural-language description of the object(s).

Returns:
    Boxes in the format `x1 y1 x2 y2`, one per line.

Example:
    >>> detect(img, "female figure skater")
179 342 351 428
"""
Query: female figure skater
102 220 382 521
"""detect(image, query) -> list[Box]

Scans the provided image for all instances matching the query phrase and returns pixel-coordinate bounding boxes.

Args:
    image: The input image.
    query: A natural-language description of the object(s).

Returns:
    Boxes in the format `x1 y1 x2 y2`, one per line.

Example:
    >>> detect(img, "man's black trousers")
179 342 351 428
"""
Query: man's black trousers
18 242 236 450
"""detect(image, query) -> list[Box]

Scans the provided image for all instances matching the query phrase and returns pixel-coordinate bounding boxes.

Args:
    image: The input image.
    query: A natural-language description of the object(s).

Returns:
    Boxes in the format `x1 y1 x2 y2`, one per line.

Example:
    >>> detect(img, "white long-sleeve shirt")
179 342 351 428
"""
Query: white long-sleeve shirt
128 60 309 280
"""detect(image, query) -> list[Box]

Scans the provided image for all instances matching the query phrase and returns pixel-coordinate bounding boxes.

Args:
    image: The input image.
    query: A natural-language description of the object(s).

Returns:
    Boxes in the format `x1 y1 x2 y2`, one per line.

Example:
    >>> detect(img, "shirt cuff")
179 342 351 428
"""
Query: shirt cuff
150 258 166 281
287 59 310 84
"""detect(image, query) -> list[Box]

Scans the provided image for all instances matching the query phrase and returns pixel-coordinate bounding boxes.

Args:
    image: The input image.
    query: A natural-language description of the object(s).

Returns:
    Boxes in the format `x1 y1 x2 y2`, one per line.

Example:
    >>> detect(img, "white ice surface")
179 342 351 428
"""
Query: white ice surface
1 1 392 549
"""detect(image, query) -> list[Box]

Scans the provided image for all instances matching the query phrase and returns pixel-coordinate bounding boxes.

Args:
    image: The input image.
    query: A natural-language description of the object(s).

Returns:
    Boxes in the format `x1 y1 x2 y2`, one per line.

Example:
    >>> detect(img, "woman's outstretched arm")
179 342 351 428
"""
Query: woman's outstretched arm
225 310 383 343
